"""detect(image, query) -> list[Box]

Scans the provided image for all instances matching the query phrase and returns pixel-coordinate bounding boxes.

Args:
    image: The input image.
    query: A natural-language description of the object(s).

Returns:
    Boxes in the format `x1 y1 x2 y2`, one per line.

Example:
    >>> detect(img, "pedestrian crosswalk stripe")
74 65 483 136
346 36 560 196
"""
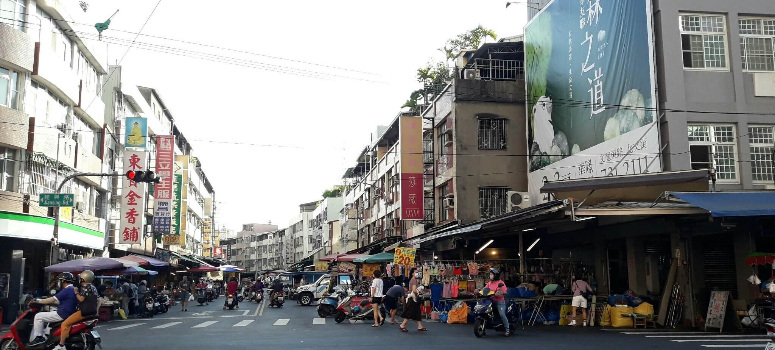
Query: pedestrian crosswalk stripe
648 335 767 338
673 339 769 343
193 321 219 328
274 319 290 326
233 320 254 327
701 345 768 348
313 318 325 325
108 323 145 331
622 332 711 335
151 322 182 329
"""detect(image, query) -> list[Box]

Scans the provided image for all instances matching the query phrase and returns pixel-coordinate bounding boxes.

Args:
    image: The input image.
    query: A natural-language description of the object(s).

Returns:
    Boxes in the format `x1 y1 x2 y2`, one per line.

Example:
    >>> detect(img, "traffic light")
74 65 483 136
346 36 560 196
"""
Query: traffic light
125 170 161 183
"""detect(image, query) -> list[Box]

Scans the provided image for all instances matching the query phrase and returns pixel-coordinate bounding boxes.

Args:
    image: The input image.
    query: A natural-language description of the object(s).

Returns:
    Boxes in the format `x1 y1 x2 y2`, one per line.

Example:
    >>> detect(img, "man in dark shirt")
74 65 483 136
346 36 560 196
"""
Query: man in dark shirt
28 273 78 346
384 284 408 324
225 278 239 309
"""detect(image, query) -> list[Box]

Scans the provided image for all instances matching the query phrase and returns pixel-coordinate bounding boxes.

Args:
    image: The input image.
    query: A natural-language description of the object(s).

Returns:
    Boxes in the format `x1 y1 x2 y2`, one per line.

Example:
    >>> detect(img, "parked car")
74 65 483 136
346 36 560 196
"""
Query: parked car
277 272 327 300
296 274 354 306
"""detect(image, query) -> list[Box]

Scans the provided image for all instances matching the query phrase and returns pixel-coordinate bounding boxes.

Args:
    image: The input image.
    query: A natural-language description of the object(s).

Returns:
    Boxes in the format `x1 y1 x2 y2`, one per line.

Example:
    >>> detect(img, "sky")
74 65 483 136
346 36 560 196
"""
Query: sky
79 0 530 232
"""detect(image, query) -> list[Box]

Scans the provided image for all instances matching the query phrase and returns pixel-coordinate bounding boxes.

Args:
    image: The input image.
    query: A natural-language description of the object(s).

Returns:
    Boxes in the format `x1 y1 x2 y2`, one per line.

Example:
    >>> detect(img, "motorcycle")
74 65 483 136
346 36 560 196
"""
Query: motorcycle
143 295 155 318
255 290 264 303
238 288 248 303
224 293 237 310
0 302 101 350
334 291 386 324
269 291 285 308
317 288 345 318
472 284 517 338
196 288 208 306
154 294 169 314
205 288 216 302
765 323 775 350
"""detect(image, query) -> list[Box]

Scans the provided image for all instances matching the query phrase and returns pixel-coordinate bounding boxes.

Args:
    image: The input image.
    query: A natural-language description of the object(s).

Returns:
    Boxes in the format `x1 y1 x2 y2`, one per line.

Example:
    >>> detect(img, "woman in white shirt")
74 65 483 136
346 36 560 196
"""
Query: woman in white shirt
370 270 385 327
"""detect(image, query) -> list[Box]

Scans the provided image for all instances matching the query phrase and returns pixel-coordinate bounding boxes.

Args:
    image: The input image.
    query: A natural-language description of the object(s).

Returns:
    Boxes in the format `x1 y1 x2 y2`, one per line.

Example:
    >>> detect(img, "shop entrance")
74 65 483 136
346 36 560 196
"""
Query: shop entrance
607 240 629 294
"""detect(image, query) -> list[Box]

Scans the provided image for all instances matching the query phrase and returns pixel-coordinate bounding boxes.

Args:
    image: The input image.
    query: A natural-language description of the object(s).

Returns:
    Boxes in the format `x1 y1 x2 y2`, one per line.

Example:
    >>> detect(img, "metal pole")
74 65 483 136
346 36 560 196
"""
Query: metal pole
519 231 525 282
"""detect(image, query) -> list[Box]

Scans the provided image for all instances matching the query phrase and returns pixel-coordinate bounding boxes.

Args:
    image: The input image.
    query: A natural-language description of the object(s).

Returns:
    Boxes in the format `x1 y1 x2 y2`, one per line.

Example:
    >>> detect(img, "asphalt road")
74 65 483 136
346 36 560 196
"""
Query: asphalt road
96 297 772 350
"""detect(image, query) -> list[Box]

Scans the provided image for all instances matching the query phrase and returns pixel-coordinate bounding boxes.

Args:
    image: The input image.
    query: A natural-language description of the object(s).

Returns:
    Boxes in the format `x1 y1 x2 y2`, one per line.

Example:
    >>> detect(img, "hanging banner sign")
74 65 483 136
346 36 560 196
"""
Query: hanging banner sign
399 116 424 220
362 264 380 278
152 136 175 234
394 247 416 265
119 150 147 244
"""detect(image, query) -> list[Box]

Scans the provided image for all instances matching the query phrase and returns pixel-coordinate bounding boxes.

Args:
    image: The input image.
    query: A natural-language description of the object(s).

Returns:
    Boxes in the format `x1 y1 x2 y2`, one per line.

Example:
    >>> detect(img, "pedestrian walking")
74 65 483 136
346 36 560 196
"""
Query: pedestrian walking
570 276 593 326
399 268 427 332
370 270 384 327
179 276 192 312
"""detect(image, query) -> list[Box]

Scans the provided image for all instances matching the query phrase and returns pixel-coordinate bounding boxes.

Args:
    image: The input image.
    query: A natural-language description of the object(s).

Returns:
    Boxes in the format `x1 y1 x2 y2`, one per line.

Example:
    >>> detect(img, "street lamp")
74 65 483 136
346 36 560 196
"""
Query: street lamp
474 239 494 260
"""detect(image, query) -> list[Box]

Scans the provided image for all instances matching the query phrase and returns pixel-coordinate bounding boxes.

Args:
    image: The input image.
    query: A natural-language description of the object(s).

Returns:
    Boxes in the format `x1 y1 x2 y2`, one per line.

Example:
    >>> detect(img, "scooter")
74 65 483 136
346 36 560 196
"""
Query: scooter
472 284 517 338
254 290 264 303
334 291 386 324
765 323 775 350
269 291 285 308
318 287 345 318
196 288 208 306
205 288 216 302
224 293 237 310
238 288 248 303
154 294 169 314
143 295 155 318
0 302 101 350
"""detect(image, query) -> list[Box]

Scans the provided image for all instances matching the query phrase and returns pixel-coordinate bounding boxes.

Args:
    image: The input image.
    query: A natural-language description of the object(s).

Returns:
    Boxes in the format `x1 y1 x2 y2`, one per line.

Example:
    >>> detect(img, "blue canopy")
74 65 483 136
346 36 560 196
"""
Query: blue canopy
671 192 775 217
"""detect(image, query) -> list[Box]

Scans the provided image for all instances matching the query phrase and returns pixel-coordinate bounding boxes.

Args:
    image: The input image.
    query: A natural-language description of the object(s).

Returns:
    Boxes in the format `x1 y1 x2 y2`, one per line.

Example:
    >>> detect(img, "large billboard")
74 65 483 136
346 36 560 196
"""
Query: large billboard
152 136 175 235
400 116 423 220
526 0 661 204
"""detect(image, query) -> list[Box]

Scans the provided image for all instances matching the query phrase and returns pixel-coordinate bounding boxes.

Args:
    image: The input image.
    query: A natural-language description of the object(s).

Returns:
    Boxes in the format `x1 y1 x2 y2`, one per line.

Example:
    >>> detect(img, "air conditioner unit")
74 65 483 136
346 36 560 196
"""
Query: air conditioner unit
75 201 85 212
463 69 481 80
444 197 455 208
507 191 530 211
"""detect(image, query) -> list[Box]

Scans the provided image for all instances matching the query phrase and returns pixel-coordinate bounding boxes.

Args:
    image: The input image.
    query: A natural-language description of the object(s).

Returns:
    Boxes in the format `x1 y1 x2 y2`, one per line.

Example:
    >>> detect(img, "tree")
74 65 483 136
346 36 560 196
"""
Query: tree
322 185 343 198
441 25 498 61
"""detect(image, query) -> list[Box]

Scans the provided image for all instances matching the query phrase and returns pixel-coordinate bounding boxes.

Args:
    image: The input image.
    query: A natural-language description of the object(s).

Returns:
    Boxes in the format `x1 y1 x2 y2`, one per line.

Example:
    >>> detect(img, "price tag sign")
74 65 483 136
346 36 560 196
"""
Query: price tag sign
393 247 416 266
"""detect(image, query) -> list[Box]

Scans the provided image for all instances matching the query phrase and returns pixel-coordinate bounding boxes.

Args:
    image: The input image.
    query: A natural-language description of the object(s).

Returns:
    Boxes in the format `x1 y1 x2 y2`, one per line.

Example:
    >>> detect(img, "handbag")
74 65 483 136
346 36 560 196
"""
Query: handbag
188 294 194 302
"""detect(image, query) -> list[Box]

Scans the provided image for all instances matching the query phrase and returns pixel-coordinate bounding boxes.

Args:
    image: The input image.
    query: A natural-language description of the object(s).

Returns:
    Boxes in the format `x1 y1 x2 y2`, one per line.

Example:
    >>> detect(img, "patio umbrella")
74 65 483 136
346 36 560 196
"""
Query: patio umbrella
46 257 128 272
121 255 169 267
189 266 218 272
221 268 242 273
745 252 775 266
123 266 150 275
353 252 394 263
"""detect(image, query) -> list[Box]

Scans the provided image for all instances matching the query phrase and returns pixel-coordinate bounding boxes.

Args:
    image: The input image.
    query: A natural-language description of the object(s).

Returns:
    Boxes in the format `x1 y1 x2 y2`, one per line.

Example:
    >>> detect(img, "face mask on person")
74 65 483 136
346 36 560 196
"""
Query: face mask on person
414 272 422 279
489 273 495 281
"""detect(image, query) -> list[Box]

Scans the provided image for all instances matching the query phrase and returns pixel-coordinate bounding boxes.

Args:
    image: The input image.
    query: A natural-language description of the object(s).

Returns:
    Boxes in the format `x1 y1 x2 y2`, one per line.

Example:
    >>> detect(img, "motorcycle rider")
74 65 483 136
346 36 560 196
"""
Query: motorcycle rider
196 278 209 305
483 268 511 337
225 277 239 309
27 273 79 346
57 270 100 350
252 279 265 301
270 278 284 303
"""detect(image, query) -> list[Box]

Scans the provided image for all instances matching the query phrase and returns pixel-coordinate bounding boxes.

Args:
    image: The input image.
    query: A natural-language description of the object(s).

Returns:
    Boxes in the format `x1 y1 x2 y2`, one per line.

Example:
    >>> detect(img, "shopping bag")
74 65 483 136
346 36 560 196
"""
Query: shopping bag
599 305 612 326
117 309 127 320
447 302 469 324
188 294 194 302
559 305 574 326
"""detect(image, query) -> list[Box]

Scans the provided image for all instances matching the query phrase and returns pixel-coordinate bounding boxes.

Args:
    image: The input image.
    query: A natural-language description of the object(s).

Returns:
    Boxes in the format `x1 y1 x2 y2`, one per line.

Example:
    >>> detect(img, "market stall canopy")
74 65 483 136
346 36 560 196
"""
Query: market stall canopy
221 267 242 273
746 252 775 266
122 254 169 267
337 254 370 262
189 266 218 272
670 192 775 217
45 257 134 272
353 252 394 263
319 254 344 262
123 266 150 275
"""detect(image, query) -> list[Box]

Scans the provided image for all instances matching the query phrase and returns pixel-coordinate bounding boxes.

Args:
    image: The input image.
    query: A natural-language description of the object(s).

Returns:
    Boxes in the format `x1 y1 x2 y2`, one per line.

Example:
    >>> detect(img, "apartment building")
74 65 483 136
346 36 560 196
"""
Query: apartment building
233 223 277 273
0 0 111 292
311 197 343 255
290 202 316 264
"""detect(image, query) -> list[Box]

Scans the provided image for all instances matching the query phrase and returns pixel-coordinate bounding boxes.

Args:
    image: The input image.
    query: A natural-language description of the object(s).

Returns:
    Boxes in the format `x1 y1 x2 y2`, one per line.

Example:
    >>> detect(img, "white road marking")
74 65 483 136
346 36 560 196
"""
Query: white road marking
673 339 769 343
313 318 326 325
233 320 254 327
701 345 768 348
648 335 768 338
622 332 712 335
259 300 266 317
108 323 145 330
242 310 250 316
151 322 182 329
192 321 219 328
273 318 290 326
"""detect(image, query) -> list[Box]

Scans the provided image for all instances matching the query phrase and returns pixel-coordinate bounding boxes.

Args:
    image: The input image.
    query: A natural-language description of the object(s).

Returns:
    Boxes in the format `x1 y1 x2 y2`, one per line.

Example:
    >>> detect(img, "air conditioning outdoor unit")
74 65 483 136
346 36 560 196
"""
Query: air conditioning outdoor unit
444 197 455 208
507 191 530 211
463 69 481 80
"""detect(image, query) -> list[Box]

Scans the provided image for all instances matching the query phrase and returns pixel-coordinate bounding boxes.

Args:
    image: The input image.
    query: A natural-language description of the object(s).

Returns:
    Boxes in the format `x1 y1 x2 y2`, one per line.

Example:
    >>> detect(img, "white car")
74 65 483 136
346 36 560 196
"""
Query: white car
295 274 353 306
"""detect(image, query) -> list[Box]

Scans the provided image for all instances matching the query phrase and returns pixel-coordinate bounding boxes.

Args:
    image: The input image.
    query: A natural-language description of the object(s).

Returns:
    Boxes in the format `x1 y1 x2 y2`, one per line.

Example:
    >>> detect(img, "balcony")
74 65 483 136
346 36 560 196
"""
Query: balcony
467 58 524 81
33 42 80 104
0 24 34 72
0 107 28 149
75 88 105 128
76 148 103 188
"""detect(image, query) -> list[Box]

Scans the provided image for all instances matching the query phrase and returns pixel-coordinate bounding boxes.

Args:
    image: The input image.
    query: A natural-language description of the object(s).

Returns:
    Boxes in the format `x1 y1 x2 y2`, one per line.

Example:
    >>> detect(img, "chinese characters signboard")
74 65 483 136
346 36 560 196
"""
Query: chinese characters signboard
152 136 175 234
163 174 183 246
394 247 416 266
120 150 147 244
526 0 661 205
124 117 148 148
213 246 223 258
399 116 424 220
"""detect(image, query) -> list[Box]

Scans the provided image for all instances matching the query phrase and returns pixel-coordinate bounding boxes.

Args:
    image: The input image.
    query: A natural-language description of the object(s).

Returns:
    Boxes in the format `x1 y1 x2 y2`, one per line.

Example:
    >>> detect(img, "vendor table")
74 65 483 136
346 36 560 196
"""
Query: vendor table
435 295 576 327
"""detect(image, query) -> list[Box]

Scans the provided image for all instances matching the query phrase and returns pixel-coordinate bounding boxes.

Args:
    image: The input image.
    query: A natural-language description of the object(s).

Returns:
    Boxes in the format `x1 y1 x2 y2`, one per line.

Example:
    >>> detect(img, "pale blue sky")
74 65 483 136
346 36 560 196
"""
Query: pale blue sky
80 0 529 231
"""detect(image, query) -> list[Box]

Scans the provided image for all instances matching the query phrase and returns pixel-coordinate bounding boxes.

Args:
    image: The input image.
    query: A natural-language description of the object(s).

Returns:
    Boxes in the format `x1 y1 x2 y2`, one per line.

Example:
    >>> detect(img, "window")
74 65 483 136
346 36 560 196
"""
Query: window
749 126 774 183
687 125 738 181
0 67 19 109
438 181 451 222
479 187 509 218
0 147 17 192
739 18 775 72
680 14 728 69
478 118 507 150
0 0 26 31
437 120 451 155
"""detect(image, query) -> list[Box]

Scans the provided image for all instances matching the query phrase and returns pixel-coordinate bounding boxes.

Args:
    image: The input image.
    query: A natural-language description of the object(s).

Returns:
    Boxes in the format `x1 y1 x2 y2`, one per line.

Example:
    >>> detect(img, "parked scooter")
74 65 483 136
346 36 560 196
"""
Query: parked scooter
318 287 345 318
0 302 101 350
196 288 208 306
334 291 386 324
155 293 169 314
224 293 237 310
765 323 775 350
238 287 248 303
143 295 155 318
472 284 517 338
269 291 285 308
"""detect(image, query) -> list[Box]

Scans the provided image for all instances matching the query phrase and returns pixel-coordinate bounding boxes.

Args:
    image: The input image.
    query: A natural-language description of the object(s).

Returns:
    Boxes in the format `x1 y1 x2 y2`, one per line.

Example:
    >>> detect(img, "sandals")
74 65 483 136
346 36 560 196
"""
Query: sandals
400 327 409 332
372 324 380 327
418 328 428 332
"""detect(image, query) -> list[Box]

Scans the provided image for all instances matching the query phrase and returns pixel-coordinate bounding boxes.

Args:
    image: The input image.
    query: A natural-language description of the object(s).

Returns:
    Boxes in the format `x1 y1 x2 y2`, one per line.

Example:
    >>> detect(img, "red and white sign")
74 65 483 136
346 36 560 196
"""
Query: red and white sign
400 116 424 220
152 136 175 234
213 246 223 258
120 150 147 244
401 173 424 220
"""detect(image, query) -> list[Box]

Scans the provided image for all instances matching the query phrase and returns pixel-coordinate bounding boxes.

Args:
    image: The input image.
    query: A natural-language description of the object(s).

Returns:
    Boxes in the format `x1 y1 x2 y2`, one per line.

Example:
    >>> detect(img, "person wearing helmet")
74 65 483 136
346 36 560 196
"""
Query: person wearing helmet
27 273 79 346
55 271 100 350
484 268 511 337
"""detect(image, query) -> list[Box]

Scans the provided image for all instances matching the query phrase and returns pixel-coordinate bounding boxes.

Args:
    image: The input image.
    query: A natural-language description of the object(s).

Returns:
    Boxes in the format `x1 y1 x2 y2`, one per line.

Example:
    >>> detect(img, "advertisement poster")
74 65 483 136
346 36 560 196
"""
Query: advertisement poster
394 247 416 265
124 117 148 148
152 136 175 234
119 150 147 244
400 116 424 220
526 0 661 205
163 174 183 246
362 264 380 278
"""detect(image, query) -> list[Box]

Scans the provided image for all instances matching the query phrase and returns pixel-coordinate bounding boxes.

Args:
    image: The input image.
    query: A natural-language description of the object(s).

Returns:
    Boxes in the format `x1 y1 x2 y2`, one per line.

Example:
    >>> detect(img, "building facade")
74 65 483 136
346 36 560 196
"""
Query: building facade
311 197 343 255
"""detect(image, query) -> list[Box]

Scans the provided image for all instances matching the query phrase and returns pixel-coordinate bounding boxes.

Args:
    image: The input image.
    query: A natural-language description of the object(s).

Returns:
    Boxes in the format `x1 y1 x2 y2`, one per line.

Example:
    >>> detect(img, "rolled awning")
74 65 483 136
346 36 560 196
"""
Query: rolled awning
670 192 775 217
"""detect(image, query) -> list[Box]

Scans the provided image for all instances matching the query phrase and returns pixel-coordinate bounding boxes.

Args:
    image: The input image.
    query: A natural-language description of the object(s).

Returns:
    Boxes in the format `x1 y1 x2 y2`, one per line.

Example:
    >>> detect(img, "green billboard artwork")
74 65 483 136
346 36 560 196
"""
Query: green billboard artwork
172 174 182 235
526 0 662 204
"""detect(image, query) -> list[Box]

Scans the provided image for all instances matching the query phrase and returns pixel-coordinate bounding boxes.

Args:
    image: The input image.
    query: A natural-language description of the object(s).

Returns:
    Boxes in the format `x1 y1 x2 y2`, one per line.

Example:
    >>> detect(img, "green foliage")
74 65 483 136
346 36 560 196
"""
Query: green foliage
322 185 344 199
441 25 498 61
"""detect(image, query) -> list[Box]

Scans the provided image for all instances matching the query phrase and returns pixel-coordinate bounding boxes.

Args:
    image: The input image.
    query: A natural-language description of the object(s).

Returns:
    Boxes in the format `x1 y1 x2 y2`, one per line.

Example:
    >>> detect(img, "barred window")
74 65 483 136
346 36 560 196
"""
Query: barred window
479 187 509 219
749 126 774 183
478 118 507 150
739 18 775 72
680 14 728 69
687 124 738 182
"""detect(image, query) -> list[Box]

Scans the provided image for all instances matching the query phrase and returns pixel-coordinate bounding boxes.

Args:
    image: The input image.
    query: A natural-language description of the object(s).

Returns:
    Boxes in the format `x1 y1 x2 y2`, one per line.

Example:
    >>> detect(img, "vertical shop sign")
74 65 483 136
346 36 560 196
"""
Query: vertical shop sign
152 136 175 234
399 116 424 220
164 174 183 245
119 150 147 244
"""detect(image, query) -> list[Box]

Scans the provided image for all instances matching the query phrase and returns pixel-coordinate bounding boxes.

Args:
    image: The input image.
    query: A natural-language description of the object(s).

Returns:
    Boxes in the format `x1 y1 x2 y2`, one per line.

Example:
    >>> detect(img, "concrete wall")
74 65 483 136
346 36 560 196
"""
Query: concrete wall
0 24 34 72
452 100 528 224
653 0 775 189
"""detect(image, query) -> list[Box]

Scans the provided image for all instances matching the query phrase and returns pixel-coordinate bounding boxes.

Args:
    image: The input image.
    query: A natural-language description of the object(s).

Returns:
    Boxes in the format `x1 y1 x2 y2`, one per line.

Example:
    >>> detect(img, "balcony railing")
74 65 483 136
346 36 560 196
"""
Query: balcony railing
468 59 524 81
